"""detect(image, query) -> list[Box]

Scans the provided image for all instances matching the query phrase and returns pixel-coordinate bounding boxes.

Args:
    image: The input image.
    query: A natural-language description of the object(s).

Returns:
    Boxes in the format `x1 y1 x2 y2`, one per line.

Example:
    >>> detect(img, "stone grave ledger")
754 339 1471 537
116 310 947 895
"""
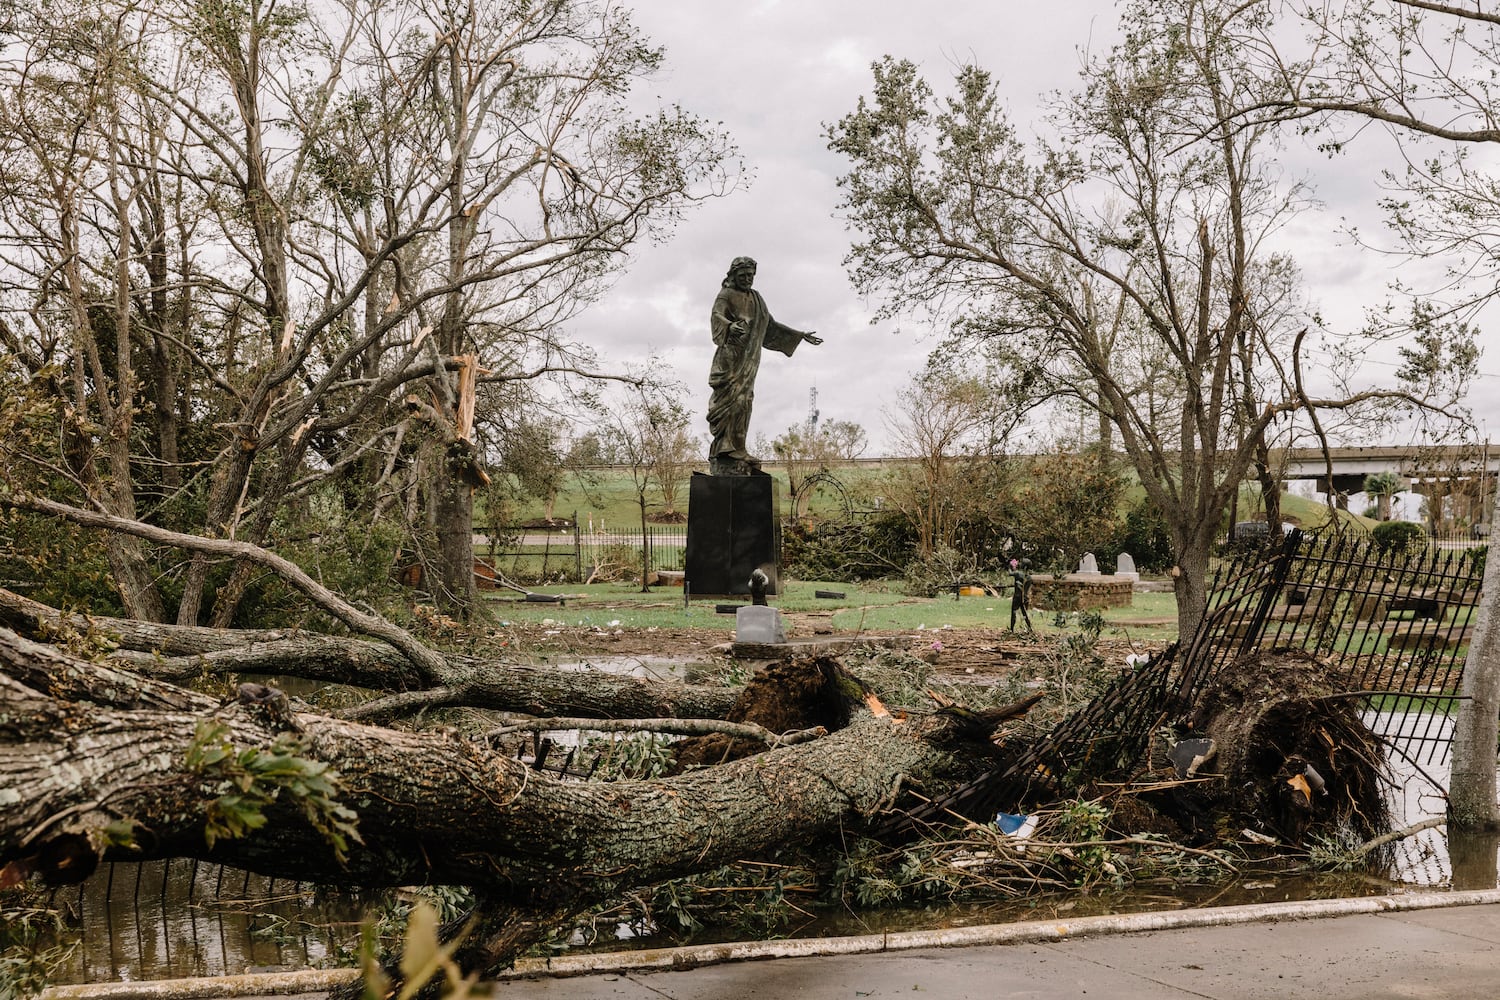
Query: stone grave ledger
1030 573 1134 611
685 472 781 597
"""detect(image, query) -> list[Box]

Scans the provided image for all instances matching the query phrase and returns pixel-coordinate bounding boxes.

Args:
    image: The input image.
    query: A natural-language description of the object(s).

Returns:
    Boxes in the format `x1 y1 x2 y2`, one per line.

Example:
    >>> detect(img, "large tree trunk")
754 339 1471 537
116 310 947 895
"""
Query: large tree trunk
1173 530 1213 643
0 629 968 980
1450 491 1500 830
434 467 477 618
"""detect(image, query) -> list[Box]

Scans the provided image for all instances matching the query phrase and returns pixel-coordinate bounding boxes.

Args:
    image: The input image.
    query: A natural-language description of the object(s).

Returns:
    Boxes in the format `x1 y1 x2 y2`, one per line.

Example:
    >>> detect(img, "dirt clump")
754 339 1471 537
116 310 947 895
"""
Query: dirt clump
1150 650 1389 846
669 656 859 770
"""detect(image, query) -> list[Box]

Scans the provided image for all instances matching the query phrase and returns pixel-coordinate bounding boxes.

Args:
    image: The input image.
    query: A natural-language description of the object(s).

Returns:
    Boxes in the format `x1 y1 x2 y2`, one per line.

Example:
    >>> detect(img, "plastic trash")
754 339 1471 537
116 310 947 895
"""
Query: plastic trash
994 812 1038 839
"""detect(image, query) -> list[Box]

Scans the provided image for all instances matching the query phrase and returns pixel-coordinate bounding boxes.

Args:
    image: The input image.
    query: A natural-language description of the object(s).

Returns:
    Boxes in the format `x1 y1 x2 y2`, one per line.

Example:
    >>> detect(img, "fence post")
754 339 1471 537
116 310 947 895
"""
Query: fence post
574 510 582 581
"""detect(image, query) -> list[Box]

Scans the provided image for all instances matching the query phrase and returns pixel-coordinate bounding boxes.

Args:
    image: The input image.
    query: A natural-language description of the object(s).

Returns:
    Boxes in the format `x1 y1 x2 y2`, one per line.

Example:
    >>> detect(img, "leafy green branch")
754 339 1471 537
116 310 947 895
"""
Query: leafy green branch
185 721 362 863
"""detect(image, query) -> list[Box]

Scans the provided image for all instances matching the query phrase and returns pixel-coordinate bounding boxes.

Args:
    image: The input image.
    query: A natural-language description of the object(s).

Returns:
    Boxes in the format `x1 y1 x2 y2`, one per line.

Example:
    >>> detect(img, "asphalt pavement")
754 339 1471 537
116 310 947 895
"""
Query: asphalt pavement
489 897 1500 1000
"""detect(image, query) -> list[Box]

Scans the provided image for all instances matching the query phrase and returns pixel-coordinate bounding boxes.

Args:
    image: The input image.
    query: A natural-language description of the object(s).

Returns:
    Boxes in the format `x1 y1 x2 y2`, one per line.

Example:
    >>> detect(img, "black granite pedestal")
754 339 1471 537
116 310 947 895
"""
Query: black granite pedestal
684 472 780 598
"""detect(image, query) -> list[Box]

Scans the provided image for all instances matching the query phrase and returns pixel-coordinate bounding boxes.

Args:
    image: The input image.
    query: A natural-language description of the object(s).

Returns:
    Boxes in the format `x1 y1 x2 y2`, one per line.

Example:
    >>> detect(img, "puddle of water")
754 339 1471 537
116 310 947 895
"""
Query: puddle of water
44 860 370 984
1362 710 1500 887
583 874 1402 954
536 654 702 682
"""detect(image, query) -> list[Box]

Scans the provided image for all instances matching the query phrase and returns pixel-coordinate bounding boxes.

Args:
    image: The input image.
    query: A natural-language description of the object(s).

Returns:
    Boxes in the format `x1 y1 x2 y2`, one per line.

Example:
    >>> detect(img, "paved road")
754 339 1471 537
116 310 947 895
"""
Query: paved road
56 896 1500 1000
490 902 1500 1000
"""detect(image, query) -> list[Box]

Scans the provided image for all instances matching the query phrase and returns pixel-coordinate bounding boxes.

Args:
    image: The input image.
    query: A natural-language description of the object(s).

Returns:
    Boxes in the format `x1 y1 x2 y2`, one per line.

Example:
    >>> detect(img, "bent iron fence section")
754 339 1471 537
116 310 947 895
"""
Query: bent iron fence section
1178 530 1482 766
883 529 1484 836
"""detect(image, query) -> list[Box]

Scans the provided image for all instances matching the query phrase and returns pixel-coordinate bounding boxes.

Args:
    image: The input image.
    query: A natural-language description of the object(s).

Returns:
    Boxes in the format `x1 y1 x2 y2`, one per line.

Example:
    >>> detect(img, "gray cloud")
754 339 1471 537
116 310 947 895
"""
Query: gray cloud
565 1 1498 455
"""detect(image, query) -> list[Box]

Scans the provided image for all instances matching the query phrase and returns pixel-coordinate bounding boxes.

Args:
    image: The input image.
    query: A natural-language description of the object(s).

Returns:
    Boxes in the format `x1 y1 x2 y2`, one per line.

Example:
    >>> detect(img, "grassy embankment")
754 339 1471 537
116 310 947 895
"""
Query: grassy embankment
500 463 1369 535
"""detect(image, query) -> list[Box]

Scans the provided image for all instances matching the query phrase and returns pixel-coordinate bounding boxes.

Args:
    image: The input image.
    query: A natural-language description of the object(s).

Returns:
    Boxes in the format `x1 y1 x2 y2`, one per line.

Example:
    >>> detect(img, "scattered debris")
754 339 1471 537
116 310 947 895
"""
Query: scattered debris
994 811 1037 839
1168 737 1217 779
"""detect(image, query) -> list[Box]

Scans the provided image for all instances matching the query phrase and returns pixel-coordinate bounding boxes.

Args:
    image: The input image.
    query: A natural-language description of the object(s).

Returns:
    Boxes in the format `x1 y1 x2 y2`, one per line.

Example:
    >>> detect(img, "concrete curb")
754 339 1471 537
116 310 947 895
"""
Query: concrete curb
41 888 1500 999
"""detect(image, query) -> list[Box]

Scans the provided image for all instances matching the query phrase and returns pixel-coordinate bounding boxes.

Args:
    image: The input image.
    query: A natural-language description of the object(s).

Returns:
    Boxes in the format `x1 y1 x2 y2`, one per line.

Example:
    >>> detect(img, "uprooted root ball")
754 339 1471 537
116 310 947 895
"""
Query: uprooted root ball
1165 650 1390 846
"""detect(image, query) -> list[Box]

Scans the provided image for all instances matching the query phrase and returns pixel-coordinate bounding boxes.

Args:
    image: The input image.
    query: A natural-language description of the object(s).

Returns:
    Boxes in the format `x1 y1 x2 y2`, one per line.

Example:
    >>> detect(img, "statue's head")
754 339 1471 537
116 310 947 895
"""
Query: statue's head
723 256 757 288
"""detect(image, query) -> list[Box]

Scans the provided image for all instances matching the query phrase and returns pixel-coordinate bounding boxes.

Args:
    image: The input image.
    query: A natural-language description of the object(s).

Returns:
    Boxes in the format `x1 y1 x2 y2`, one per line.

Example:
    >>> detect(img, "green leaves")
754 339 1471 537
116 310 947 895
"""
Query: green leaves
186 720 362 863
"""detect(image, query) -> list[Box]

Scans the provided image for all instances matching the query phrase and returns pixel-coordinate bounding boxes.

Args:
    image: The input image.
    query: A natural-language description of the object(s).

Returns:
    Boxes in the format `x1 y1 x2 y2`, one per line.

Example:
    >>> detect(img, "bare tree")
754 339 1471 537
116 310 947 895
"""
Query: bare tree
769 418 867 519
0 0 738 624
828 0 1444 639
601 385 691 590
882 370 1003 560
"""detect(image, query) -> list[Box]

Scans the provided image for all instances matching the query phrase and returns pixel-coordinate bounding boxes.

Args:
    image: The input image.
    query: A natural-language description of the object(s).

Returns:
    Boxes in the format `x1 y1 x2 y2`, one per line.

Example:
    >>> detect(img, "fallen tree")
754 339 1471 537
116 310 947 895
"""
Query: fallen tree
0 496 1409 996
0 626 995 989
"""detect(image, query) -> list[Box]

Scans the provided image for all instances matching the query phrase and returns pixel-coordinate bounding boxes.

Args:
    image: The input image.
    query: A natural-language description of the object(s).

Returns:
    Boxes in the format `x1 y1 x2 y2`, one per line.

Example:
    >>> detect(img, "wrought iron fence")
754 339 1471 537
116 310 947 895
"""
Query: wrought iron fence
579 524 687 579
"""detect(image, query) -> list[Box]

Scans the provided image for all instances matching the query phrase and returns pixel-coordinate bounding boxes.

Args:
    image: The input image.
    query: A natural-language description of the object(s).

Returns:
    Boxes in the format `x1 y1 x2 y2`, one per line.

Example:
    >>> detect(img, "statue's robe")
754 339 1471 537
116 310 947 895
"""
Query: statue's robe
707 285 807 468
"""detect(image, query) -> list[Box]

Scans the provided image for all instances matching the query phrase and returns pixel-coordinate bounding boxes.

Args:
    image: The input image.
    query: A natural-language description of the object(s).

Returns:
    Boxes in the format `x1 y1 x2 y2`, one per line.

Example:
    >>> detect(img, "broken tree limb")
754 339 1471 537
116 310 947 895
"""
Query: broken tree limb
1350 816 1446 859
0 585 296 656
338 671 738 724
483 716 827 747
2 494 450 680
0 587 738 722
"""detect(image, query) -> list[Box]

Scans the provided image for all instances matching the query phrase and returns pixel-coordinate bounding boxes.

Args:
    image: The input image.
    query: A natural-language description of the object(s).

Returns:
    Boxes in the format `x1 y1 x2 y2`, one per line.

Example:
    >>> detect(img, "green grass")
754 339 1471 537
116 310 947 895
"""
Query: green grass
489 463 884 530
1363 693 1461 714
481 579 1183 640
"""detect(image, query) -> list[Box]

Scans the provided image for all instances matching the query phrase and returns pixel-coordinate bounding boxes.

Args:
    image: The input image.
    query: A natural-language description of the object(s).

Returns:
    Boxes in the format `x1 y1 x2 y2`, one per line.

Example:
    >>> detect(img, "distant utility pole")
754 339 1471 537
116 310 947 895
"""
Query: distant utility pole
807 385 819 436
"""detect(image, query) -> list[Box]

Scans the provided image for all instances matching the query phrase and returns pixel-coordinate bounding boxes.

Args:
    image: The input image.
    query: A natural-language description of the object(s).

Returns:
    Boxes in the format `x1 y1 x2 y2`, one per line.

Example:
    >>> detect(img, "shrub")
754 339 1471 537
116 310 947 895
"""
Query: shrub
1461 543 1487 577
782 511 916 581
1371 520 1426 555
1008 454 1126 573
1104 496 1175 574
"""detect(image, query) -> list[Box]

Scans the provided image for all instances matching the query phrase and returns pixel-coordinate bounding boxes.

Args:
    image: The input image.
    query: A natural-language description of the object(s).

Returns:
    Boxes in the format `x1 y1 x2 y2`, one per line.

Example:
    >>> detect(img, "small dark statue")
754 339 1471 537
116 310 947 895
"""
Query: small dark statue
707 256 822 475
1009 558 1034 633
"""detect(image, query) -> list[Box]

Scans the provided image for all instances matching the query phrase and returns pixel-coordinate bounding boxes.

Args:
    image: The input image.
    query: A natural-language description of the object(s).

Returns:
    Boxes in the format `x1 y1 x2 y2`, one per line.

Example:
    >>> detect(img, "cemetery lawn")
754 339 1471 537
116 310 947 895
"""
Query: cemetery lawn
477 579 1180 670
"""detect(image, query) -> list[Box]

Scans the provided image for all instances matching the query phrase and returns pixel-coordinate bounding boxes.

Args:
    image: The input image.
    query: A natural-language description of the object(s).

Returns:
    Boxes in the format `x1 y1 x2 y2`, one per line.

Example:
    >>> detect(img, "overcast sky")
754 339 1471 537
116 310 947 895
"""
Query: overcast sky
567 0 1500 458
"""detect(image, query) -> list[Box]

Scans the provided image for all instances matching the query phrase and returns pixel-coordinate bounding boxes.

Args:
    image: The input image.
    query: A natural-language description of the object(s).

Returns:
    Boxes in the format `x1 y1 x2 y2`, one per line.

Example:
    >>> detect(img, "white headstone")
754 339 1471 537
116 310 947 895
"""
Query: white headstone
1077 552 1100 575
735 605 786 644
1115 551 1140 583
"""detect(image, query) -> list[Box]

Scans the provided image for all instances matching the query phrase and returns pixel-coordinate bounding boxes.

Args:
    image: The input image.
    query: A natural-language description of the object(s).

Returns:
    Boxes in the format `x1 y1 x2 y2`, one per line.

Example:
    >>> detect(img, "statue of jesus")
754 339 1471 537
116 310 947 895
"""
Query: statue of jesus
706 256 822 475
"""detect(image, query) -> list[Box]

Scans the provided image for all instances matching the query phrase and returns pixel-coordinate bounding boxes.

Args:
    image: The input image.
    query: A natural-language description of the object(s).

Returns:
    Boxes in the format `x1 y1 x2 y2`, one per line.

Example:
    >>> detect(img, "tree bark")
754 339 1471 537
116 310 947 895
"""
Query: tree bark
1449 491 1500 830
1173 530 1213 644
434 469 478 619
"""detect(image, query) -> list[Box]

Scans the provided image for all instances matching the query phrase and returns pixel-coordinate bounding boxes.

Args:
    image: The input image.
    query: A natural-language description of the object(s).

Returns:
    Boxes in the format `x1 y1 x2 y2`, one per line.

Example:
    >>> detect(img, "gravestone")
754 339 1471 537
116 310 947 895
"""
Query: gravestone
735 604 786 644
1077 552 1101 575
684 472 781 598
1115 552 1140 583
